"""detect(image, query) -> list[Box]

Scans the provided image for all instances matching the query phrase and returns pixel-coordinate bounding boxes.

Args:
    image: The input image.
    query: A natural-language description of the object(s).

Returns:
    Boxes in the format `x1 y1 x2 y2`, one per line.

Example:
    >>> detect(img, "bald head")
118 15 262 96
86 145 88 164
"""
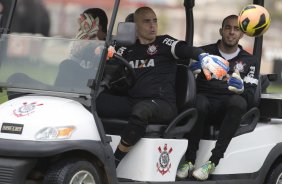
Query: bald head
134 7 158 44
134 7 156 22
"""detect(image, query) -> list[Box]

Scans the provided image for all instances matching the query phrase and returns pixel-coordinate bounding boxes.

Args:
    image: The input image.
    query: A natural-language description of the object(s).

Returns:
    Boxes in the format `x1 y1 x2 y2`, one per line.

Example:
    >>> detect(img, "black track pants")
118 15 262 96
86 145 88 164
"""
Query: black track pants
185 94 247 165
96 92 177 146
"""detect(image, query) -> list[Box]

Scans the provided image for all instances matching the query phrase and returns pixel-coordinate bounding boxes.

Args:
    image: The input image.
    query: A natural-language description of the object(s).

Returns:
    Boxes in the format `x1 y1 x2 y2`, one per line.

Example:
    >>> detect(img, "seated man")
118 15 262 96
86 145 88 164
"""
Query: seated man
125 13 134 22
176 14 259 181
7 8 108 99
75 8 108 40
55 8 108 88
96 7 229 167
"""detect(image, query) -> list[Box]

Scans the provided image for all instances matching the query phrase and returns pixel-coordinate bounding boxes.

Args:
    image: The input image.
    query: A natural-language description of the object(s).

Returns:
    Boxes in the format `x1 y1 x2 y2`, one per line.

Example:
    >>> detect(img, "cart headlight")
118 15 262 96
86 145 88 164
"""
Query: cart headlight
35 126 75 140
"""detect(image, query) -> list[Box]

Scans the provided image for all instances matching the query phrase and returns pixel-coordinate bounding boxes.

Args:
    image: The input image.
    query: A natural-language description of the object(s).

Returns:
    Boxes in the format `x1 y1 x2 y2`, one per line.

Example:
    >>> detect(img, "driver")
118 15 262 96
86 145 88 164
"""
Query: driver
96 6 230 167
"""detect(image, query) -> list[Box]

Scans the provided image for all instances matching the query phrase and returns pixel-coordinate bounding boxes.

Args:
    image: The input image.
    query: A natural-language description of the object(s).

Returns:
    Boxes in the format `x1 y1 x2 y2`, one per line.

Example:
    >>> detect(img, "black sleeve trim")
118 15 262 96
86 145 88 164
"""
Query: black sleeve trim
174 41 205 60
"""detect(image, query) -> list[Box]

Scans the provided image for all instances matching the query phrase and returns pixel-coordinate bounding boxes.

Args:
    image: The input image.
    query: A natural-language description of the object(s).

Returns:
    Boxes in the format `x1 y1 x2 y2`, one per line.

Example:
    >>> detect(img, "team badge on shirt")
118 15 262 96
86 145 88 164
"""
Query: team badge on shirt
147 44 158 55
234 61 246 72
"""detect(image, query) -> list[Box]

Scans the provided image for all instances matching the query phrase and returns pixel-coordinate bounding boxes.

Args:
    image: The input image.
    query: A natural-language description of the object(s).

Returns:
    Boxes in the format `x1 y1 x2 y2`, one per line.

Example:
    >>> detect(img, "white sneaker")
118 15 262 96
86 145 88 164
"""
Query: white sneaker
192 161 215 181
176 161 194 179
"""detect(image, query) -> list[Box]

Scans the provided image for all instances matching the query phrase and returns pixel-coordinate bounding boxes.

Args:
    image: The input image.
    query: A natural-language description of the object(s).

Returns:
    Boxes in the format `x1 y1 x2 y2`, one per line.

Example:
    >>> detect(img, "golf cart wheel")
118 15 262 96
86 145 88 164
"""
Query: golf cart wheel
266 163 282 184
43 159 101 184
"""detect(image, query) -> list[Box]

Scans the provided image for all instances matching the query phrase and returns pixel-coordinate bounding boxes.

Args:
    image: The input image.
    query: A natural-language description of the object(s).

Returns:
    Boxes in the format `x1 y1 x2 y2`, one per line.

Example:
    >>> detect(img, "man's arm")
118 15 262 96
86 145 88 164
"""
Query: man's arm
241 63 259 107
227 55 259 107
173 41 205 61
172 41 230 80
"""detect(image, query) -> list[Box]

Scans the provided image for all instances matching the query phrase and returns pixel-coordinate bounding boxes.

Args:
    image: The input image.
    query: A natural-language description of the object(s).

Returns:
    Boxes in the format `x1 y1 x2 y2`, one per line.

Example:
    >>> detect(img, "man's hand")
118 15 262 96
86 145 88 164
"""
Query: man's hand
107 46 116 58
199 53 229 80
95 46 116 60
75 13 99 40
227 70 244 94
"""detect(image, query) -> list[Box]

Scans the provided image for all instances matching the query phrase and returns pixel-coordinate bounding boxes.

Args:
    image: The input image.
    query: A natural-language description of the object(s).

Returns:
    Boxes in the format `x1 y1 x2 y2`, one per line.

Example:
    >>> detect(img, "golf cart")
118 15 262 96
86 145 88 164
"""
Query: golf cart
0 0 281 184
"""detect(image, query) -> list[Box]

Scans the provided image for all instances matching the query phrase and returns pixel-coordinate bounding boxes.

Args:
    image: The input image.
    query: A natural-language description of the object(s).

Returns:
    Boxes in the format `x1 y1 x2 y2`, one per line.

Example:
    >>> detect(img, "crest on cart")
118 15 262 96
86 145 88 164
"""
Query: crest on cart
156 143 173 175
13 102 43 117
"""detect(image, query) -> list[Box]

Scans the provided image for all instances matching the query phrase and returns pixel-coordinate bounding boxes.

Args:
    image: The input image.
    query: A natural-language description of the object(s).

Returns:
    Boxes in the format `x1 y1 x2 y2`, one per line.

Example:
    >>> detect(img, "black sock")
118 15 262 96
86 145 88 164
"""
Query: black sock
114 147 127 167
209 156 219 166
114 141 130 167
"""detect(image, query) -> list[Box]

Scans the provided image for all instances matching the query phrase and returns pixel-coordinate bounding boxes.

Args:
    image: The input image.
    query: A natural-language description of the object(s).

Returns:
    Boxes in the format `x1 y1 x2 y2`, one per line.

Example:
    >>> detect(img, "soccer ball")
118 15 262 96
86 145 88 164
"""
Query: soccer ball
238 4 271 37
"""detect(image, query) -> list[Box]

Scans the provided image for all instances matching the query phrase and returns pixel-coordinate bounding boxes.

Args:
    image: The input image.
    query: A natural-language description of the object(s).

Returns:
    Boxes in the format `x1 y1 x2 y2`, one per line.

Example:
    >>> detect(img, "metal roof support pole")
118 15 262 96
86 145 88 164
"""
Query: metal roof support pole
0 0 17 34
184 0 195 46
253 0 264 73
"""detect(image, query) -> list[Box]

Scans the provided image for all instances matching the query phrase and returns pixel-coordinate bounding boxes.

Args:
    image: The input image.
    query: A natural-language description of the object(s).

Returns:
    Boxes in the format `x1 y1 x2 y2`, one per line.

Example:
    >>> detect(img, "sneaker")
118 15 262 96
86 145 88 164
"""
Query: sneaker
192 161 215 181
176 161 194 179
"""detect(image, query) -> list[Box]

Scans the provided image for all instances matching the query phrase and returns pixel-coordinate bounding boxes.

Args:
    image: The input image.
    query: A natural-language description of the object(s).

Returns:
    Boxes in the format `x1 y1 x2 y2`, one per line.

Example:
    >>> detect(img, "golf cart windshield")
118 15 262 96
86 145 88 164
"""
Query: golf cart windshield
0 34 104 98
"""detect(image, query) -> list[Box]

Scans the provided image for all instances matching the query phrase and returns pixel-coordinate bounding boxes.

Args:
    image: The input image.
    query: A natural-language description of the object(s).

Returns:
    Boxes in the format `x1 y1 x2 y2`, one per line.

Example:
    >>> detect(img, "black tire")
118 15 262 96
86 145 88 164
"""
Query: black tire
266 163 282 184
43 159 101 184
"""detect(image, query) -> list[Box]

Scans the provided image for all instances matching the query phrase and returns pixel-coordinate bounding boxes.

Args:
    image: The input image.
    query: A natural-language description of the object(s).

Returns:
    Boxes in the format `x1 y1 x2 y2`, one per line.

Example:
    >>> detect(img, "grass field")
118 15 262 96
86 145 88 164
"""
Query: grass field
0 90 7 104
0 61 58 104
267 85 282 93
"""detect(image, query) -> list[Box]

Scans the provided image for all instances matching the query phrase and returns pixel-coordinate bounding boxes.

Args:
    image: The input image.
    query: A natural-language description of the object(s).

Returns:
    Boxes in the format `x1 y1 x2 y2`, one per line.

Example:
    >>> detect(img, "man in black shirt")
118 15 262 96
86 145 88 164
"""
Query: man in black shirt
176 15 259 181
96 7 229 167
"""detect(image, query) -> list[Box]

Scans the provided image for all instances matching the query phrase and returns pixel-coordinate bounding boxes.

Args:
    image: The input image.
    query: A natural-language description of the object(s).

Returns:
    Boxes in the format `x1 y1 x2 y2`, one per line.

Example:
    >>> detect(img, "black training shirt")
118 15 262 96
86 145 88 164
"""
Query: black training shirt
197 40 259 105
116 35 203 104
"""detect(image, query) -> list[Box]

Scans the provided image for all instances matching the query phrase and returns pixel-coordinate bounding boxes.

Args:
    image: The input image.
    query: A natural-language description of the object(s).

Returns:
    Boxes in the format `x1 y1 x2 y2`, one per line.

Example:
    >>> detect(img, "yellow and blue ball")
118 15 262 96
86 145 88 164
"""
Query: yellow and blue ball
238 4 271 37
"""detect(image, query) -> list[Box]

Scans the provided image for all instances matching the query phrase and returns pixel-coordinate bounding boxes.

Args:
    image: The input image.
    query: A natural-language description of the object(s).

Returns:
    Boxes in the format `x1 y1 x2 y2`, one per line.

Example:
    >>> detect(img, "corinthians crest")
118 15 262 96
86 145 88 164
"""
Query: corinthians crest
13 102 43 117
234 61 246 72
156 143 173 175
147 44 157 55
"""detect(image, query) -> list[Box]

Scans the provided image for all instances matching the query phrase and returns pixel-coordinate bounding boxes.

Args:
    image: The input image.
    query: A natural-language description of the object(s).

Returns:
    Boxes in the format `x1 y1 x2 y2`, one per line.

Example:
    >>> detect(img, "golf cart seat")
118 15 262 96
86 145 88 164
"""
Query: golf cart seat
102 64 197 138
233 74 263 137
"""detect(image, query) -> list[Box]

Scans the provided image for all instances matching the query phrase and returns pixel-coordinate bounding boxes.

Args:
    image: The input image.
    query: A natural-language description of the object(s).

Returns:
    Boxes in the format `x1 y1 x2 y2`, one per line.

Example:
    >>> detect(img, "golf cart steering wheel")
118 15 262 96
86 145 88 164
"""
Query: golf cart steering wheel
113 53 136 87
102 53 136 91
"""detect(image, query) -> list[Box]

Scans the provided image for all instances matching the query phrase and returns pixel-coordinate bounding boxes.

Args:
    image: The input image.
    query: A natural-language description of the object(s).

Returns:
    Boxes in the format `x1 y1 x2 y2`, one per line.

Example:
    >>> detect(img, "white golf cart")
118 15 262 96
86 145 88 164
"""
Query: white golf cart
0 0 281 184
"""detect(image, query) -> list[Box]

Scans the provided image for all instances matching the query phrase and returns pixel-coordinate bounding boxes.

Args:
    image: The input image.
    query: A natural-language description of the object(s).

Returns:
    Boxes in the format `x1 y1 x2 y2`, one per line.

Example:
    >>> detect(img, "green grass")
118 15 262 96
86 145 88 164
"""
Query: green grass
0 62 58 85
0 90 7 104
0 61 59 104
1 82 282 105
267 84 282 93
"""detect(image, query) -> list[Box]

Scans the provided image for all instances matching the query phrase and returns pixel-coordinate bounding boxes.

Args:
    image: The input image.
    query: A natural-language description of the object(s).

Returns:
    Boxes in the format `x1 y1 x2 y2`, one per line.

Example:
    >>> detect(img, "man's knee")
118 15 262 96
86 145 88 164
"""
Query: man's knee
122 101 159 145
228 95 247 111
196 94 210 113
122 115 146 145
131 101 155 123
